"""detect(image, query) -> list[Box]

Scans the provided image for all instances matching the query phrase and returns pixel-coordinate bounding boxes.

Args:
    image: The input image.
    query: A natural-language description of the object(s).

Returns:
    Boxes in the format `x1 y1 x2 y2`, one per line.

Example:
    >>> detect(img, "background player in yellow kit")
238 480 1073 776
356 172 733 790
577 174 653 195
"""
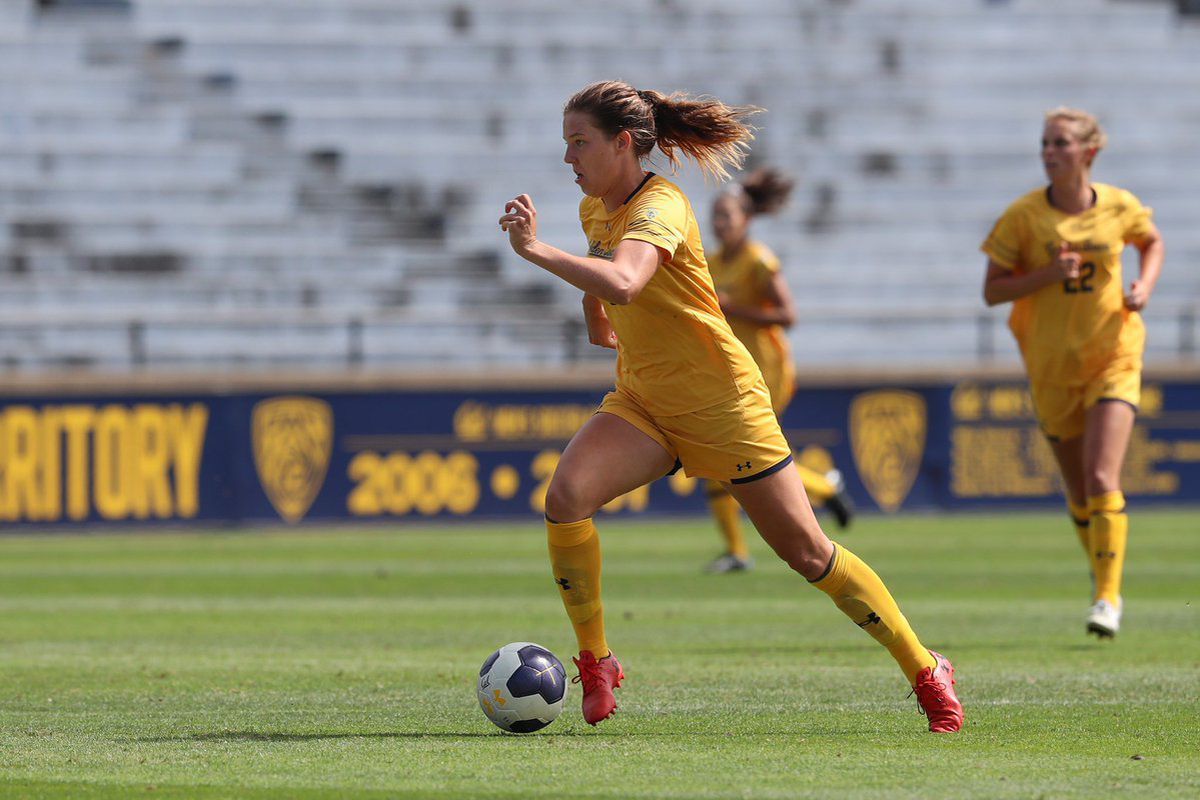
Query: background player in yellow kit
981 107 1164 638
704 168 854 573
499 80 962 732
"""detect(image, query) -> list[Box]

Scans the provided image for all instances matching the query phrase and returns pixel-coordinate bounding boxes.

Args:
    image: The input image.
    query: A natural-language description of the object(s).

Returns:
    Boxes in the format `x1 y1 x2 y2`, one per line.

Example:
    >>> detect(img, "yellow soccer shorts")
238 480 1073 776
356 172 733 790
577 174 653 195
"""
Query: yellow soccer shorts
597 380 794 483
1031 356 1142 441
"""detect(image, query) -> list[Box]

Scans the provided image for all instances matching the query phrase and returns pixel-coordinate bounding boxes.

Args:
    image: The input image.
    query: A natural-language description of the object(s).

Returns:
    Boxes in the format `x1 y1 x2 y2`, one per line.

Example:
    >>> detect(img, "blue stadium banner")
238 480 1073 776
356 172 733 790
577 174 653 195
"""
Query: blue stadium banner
0 376 1197 527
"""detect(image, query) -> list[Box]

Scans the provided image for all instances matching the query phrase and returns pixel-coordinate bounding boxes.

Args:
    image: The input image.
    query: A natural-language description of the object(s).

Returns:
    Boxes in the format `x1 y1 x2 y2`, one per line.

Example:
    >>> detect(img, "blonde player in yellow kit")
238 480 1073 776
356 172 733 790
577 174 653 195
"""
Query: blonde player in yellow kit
982 107 1165 638
499 80 962 732
704 168 854 574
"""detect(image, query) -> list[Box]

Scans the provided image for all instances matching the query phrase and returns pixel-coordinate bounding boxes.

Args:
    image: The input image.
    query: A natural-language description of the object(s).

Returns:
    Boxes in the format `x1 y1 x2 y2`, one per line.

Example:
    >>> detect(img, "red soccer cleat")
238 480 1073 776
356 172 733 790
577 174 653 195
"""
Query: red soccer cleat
911 650 964 733
572 650 624 725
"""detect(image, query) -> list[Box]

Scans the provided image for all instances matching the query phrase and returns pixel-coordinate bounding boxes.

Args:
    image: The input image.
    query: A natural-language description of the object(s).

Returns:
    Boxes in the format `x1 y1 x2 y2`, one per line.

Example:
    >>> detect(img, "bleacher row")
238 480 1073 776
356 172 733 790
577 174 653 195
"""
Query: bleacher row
0 0 1197 370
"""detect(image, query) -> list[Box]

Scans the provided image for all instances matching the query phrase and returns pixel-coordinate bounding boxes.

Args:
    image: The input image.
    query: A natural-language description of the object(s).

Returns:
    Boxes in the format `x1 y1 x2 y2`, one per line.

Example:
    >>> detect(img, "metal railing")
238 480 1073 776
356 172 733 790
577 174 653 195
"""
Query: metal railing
0 305 1197 372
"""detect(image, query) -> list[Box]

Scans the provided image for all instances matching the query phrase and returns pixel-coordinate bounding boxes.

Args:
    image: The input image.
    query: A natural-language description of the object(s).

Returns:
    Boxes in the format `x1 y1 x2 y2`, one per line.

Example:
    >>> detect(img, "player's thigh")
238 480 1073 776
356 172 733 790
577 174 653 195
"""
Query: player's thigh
1047 435 1086 508
545 411 675 522
726 463 833 579
1083 400 1136 495
1031 380 1085 442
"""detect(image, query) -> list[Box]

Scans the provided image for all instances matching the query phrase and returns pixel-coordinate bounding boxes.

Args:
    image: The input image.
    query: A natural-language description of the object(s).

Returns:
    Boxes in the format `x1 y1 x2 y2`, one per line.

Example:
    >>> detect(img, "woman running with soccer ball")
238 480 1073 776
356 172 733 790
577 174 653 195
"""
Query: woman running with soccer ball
498 80 963 732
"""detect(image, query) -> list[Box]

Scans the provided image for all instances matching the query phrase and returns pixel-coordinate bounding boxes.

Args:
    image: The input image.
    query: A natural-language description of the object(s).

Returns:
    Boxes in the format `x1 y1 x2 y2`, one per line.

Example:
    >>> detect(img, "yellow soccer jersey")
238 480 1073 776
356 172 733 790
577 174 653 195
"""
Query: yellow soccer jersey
981 183 1154 384
708 240 794 406
580 174 762 416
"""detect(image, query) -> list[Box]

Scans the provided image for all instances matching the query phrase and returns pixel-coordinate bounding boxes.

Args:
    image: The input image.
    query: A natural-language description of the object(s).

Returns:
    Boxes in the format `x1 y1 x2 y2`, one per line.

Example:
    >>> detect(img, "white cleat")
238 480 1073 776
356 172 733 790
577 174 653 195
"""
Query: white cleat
705 552 754 574
1086 597 1122 639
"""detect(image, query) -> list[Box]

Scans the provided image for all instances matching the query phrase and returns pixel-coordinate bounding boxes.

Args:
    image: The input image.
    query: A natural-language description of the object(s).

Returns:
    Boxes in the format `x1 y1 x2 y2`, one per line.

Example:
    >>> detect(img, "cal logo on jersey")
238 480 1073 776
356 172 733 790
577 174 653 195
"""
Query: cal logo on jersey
849 390 926 513
587 240 615 260
252 396 333 522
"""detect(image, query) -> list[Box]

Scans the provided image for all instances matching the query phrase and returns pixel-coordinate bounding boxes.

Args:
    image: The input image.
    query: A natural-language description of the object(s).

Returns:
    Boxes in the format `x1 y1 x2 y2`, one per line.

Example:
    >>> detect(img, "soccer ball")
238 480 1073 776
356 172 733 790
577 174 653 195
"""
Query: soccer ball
477 642 568 733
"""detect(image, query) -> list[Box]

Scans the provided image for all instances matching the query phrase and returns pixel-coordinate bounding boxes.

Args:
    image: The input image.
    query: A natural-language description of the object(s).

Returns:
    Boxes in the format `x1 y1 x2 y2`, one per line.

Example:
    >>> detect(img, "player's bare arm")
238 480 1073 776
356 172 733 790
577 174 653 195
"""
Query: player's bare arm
982 243 1080 306
499 194 661 304
1125 224 1165 311
582 294 618 349
719 272 797 327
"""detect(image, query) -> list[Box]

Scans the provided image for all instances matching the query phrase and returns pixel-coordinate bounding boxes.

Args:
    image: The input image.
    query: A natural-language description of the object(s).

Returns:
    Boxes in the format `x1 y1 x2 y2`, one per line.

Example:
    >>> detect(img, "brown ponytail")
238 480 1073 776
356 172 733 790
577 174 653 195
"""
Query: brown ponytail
564 80 760 181
736 167 794 216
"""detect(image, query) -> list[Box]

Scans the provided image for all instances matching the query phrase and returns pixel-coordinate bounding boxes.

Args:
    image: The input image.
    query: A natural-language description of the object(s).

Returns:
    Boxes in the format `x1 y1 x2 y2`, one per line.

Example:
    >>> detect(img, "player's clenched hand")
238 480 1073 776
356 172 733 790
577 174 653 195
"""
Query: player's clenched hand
1052 241 1082 281
499 194 538 255
1124 279 1151 311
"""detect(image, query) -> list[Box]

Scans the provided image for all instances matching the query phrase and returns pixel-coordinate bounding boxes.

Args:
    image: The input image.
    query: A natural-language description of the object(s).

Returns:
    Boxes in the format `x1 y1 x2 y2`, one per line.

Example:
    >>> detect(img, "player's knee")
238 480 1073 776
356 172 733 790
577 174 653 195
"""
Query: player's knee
1085 465 1121 495
543 476 600 522
789 551 833 581
768 540 830 581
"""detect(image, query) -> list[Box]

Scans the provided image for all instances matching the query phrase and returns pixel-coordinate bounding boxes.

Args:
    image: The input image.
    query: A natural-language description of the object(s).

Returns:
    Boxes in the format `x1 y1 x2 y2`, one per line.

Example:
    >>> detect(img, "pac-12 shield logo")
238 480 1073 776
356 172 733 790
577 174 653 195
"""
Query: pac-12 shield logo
251 396 333 523
849 390 926 513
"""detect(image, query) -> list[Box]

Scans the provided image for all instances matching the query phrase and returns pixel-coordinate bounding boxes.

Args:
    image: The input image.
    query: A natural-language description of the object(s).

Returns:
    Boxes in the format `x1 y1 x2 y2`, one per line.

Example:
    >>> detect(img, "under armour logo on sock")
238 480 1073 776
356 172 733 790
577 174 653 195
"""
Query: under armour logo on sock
556 577 572 591
857 612 882 628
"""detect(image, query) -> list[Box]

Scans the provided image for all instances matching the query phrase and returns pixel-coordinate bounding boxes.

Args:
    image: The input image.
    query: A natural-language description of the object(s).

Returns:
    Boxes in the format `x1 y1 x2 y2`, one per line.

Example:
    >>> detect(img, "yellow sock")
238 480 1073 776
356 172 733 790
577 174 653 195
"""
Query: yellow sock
812 543 937 684
796 464 835 503
707 482 748 558
546 518 608 658
1067 499 1091 556
1088 492 1128 605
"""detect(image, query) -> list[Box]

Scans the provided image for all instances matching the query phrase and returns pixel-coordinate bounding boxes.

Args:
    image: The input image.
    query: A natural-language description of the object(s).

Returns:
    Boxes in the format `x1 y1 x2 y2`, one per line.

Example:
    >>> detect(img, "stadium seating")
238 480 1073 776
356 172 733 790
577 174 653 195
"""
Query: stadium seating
1 0 1197 369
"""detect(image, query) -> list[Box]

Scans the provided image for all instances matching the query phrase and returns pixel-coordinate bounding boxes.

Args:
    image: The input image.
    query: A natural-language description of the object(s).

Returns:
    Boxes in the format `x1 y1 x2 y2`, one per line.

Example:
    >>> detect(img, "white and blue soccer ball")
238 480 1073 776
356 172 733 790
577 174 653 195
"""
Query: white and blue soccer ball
477 642 568 733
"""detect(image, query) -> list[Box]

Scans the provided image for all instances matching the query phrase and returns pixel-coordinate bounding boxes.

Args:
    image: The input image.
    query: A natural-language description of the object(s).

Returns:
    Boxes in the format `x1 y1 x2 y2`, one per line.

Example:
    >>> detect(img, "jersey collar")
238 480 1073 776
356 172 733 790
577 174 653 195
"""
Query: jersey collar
620 172 656 207
1044 184 1098 214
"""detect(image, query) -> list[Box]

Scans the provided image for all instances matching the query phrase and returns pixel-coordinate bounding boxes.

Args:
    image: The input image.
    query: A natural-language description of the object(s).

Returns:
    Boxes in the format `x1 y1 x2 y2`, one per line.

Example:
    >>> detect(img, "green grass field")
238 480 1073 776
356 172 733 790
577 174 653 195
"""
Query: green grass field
0 510 1197 799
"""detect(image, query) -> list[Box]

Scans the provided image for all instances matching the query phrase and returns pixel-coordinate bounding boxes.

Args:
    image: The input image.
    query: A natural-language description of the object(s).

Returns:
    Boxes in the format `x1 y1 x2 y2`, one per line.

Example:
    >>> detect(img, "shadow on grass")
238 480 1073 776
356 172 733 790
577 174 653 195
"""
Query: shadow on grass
133 724 825 743
137 731 514 742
